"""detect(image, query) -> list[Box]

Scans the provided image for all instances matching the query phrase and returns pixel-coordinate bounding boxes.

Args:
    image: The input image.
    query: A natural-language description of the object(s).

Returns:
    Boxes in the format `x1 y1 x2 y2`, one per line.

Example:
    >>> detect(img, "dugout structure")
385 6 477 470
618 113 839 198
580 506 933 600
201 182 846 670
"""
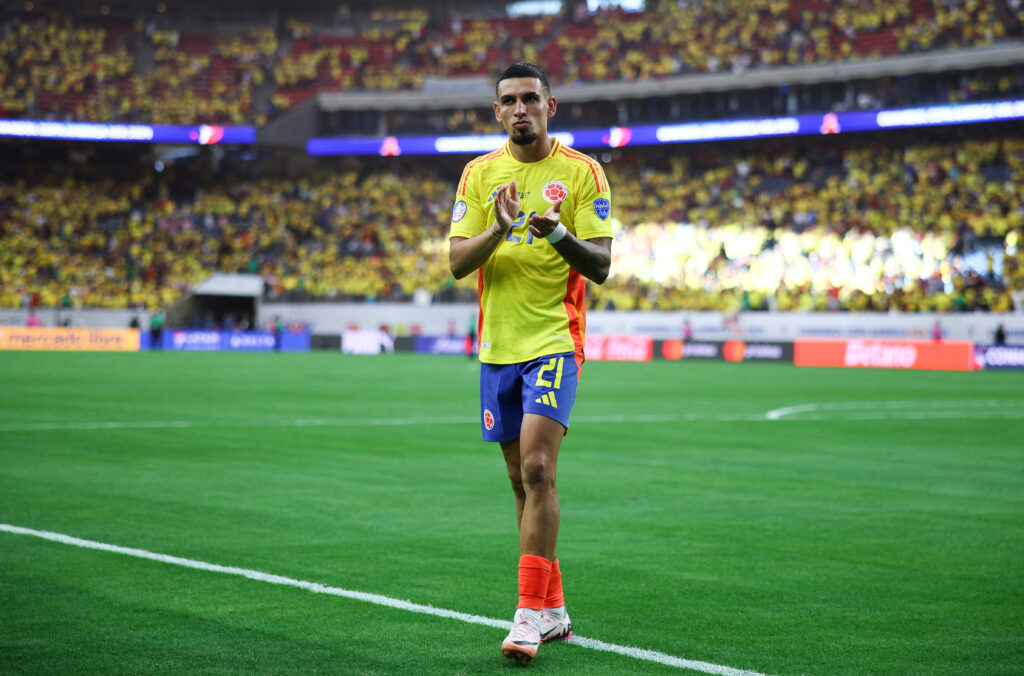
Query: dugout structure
166 274 264 329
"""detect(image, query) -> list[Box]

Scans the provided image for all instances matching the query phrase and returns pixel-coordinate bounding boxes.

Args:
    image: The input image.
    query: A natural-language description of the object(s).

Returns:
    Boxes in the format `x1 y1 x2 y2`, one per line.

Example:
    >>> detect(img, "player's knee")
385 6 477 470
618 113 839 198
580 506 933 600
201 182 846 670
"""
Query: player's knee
521 455 555 490
506 465 525 494
508 476 526 499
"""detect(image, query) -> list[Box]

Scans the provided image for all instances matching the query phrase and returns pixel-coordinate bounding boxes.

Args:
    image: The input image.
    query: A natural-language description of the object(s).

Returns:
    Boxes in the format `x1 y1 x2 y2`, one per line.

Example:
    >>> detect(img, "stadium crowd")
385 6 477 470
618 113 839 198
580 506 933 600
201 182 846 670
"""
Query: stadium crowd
595 136 1023 312
2 0 1018 123
2 134 1022 315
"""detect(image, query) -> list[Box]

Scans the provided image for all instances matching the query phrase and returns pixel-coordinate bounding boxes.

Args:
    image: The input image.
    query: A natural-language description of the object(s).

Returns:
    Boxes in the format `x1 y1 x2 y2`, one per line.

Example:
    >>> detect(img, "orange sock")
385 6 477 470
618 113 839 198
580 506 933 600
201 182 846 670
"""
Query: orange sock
516 554 552 610
543 558 564 609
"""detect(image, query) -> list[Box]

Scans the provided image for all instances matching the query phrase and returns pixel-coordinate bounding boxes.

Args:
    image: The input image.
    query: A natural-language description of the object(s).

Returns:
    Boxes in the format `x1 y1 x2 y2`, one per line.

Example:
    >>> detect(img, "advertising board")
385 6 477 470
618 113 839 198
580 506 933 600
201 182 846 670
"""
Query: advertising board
657 340 793 362
0 327 140 351
342 330 395 355
162 330 280 352
585 335 653 362
973 345 1024 370
794 339 976 371
414 336 470 356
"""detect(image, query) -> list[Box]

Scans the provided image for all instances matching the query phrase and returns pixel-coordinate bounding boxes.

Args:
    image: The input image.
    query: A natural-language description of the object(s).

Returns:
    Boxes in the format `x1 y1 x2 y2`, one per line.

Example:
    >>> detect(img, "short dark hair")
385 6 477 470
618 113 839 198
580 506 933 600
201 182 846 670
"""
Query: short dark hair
495 62 551 98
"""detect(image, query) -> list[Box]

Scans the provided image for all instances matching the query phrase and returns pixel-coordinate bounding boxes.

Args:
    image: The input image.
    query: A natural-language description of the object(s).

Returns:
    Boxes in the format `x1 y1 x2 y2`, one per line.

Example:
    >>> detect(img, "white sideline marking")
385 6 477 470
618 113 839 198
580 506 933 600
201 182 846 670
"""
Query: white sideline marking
764 400 1024 420
0 414 765 432
0 524 769 676
3 401 1022 433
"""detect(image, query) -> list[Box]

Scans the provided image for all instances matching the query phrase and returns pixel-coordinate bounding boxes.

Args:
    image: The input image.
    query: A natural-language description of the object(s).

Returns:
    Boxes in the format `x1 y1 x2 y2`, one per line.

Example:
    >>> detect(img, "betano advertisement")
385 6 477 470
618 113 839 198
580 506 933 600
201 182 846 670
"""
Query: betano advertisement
794 339 976 371
0 327 140 351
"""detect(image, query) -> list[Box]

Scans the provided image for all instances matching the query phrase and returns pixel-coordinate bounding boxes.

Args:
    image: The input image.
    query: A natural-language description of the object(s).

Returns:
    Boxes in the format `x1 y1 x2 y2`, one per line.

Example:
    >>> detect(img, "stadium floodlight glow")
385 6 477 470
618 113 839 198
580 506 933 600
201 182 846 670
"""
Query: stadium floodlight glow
655 117 801 143
876 99 1024 129
433 134 505 153
0 119 257 144
431 131 575 154
0 120 155 142
433 134 509 154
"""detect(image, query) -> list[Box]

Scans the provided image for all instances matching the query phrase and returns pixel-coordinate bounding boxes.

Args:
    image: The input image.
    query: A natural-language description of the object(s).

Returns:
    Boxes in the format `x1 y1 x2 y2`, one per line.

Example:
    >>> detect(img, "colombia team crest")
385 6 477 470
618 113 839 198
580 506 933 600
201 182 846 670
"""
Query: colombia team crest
451 200 468 222
542 181 568 204
483 409 495 430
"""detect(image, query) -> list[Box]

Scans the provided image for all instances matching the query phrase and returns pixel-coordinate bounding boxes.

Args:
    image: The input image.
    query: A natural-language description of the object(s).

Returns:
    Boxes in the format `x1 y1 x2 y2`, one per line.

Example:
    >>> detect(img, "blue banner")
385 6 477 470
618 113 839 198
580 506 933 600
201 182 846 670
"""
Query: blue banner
974 345 1024 370
307 99 1024 156
279 330 312 352
161 330 276 352
0 120 256 145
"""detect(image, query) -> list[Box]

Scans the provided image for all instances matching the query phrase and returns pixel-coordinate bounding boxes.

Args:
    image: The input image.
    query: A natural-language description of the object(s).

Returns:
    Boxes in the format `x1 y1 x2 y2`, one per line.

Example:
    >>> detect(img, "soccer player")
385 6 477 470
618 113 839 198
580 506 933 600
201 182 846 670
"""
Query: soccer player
448 62 613 664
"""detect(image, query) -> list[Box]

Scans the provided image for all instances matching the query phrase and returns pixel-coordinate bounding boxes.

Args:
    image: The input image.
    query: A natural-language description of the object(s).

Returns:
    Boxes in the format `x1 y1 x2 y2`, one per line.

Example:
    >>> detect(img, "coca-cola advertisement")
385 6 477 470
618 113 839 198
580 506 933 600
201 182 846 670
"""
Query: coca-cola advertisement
585 334 654 362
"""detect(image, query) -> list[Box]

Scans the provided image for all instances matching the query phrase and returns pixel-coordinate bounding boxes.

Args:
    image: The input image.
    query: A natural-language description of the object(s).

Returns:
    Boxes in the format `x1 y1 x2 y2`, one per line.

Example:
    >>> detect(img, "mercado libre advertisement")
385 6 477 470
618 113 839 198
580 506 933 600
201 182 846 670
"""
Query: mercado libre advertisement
0 327 140 351
794 338 976 372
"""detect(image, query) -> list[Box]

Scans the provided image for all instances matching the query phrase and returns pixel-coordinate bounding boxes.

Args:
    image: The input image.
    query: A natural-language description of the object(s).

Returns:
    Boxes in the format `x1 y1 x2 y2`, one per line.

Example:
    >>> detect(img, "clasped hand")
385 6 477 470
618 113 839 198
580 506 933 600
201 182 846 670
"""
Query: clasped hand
494 180 564 240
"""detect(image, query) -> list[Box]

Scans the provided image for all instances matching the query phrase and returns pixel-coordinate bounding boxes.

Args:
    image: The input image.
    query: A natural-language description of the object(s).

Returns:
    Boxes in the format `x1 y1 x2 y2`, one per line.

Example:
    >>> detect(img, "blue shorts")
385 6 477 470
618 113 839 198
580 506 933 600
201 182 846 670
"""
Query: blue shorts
479 352 580 442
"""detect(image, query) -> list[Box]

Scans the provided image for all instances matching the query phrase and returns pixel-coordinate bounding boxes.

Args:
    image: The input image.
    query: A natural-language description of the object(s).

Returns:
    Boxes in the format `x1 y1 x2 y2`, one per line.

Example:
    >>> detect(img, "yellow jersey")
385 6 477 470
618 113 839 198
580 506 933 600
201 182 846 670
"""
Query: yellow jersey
449 139 613 365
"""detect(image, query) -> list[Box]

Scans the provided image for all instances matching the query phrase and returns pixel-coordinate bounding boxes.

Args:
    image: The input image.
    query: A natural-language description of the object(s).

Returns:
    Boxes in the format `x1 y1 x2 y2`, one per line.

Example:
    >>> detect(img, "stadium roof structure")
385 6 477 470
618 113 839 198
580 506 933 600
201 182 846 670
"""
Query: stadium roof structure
317 43 1024 111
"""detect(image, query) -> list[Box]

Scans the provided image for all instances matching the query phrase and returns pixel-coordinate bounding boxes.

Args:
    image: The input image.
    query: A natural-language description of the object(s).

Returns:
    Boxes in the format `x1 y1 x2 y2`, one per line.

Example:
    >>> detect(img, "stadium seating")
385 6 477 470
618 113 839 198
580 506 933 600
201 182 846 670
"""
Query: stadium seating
2 135 1020 315
1 1 1014 124
591 135 1023 312
0 13 134 120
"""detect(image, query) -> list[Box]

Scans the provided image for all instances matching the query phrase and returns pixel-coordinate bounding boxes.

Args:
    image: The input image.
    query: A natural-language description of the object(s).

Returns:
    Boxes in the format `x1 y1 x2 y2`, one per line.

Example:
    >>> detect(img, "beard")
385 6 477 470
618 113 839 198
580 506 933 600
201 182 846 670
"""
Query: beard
510 128 538 145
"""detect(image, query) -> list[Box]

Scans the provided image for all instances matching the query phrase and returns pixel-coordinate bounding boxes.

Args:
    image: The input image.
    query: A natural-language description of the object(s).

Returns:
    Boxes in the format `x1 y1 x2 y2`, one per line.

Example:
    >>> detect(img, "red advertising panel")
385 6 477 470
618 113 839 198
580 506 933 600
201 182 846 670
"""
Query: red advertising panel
794 339 975 371
585 334 653 362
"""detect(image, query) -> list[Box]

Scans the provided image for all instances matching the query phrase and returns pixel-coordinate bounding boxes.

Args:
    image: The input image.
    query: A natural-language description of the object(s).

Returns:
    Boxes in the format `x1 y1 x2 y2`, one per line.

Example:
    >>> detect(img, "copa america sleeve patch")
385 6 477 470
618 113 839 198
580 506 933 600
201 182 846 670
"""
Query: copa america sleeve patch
593 198 610 221
452 200 468 222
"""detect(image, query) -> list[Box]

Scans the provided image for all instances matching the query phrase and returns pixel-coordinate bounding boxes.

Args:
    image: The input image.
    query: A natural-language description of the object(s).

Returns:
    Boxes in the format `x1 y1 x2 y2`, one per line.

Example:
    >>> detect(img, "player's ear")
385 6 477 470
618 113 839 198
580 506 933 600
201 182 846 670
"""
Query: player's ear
547 95 557 119
493 101 501 122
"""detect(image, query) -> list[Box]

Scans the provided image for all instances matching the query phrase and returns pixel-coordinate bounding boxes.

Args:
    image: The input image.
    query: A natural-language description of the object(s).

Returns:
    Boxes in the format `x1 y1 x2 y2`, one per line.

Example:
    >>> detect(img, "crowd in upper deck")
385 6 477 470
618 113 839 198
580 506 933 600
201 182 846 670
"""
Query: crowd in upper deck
1 0 1017 124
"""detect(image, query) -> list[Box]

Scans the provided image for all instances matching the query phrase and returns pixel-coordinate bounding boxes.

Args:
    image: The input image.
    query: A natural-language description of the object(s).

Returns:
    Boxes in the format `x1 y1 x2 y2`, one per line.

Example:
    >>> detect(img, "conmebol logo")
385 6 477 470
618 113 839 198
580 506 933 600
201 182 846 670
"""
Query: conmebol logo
602 126 632 148
379 136 401 156
978 346 1024 368
844 340 918 368
197 125 225 145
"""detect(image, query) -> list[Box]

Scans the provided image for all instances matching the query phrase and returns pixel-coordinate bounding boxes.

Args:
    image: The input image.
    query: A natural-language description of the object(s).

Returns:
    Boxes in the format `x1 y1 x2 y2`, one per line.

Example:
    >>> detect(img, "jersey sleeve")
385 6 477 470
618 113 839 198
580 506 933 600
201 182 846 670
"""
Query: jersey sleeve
448 162 487 239
571 160 613 240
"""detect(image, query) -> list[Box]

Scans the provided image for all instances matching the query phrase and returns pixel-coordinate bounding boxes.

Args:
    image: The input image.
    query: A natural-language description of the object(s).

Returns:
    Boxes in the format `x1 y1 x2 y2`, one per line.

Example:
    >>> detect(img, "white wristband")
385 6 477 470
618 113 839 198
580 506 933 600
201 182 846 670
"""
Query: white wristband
545 223 568 244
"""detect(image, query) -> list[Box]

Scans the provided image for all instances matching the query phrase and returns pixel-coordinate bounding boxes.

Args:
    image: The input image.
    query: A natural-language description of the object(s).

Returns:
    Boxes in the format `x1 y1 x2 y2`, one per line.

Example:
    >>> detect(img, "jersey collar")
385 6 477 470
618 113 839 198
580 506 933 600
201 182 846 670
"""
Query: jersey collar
504 138 560 164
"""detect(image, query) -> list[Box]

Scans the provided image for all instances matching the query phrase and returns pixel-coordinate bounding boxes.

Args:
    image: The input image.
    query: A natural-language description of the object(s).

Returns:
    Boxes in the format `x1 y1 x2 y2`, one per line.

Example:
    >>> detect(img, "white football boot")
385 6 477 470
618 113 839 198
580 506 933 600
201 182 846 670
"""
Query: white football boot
540 607 572 643
501 608 541 663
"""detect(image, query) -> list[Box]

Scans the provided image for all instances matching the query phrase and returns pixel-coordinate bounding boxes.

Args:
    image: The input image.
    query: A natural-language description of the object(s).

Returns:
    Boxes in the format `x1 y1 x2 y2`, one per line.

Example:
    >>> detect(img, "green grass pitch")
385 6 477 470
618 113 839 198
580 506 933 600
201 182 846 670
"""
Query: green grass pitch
1 351 1022 675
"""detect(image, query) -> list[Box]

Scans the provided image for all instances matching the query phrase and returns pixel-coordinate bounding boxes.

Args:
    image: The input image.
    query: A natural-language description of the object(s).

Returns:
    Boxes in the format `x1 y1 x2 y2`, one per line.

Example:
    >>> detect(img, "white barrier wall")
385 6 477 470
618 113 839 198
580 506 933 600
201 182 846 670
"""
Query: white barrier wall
4 305 1023 344
0 308 144 329
260 304 1024 344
